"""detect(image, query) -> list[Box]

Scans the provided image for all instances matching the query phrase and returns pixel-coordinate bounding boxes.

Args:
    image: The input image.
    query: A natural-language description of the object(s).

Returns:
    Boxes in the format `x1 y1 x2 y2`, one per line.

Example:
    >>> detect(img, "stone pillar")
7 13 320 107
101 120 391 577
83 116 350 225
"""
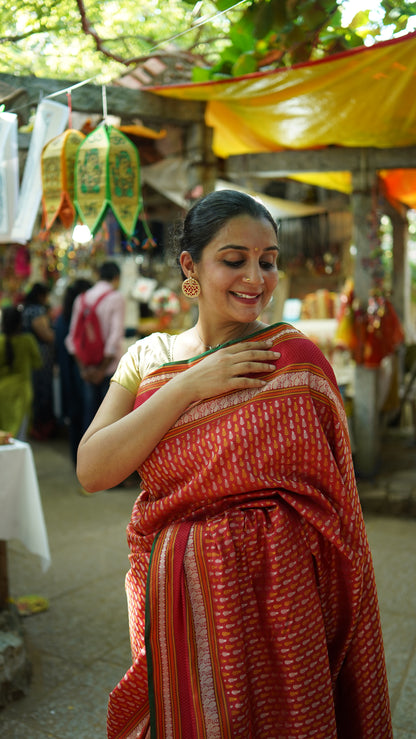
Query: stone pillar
351 168 380 477
185 122 217 196
390 207 410 335
0 542 8 611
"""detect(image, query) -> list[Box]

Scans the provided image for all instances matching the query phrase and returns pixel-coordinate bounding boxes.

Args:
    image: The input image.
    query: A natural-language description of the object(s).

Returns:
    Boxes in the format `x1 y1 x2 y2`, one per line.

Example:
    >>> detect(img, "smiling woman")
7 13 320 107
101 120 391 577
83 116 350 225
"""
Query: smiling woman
76 190 392 739
179 211 279 350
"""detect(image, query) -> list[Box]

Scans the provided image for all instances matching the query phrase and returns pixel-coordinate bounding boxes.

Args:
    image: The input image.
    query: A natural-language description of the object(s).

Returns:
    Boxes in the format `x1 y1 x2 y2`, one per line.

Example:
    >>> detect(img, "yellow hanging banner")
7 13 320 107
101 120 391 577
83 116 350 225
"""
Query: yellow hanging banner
151 32 416 156
41 129 85 230
149 33 416 205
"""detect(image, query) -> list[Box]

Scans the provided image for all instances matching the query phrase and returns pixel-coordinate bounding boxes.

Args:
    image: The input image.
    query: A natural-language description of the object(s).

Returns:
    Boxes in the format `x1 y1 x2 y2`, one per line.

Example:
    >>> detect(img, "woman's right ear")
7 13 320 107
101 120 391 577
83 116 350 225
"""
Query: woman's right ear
179 251 194 278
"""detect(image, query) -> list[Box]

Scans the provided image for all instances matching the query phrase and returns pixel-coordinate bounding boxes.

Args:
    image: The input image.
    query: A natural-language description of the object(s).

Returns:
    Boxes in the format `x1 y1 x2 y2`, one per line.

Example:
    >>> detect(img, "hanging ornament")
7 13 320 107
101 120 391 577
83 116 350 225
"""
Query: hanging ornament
41 129 85 232
364 295 404 367
74 125 143 238
336 283 405 368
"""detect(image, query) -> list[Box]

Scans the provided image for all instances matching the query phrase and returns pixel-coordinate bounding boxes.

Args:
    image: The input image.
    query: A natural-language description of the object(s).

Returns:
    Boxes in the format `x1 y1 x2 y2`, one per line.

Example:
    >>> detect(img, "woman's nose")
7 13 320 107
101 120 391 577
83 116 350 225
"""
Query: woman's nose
244 263 264 285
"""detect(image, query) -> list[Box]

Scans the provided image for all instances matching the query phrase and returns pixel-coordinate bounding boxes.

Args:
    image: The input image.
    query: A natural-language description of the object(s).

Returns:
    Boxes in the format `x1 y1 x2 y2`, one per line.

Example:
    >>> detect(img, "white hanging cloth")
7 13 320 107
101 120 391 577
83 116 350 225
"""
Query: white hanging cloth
0 112 19 243
11 99 69 244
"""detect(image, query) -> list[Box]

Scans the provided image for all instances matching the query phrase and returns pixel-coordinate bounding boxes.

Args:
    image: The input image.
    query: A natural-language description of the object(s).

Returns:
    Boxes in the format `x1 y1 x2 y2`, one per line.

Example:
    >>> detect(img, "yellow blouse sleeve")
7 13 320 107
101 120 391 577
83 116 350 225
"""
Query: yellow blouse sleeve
111 333 175 395
111 346 141 395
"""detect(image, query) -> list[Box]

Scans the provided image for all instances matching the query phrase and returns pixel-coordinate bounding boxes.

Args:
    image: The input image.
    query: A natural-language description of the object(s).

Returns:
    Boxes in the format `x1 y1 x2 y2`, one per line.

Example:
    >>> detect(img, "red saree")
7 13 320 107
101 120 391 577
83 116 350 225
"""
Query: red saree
107 323 392 739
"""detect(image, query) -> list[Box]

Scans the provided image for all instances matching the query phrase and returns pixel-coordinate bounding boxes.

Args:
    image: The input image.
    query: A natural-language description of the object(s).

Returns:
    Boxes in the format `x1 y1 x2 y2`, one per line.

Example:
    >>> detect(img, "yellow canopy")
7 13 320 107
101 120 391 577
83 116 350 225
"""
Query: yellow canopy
149 32 416 207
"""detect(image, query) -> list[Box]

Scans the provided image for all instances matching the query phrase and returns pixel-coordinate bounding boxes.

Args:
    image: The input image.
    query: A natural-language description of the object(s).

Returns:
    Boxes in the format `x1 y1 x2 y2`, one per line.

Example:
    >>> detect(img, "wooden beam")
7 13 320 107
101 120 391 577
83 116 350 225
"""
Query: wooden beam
0 73 205 125
227 147 416 176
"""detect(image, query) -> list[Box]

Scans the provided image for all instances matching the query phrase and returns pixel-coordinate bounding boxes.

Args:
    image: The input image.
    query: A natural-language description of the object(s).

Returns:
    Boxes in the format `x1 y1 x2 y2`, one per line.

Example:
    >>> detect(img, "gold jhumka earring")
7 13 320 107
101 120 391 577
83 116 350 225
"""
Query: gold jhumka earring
182 276 201 298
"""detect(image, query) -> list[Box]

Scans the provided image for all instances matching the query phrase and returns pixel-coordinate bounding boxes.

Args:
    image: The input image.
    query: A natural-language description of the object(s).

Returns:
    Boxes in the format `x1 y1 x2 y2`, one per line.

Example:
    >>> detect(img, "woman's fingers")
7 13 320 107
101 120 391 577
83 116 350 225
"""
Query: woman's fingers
218 341 280 371
234 359 277 374
229 339 275 352
187 339 282 399
214 344 281 382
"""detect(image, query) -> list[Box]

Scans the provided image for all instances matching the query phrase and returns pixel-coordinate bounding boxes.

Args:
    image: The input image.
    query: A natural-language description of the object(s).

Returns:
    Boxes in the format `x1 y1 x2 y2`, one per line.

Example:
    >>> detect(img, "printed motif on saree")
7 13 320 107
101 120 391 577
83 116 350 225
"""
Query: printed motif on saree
107 323 392 739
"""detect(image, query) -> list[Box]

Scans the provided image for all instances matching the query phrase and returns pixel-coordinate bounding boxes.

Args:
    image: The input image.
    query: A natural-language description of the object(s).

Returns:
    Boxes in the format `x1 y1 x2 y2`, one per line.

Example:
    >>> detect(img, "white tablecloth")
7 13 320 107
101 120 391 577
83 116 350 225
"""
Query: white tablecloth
0 440 51 571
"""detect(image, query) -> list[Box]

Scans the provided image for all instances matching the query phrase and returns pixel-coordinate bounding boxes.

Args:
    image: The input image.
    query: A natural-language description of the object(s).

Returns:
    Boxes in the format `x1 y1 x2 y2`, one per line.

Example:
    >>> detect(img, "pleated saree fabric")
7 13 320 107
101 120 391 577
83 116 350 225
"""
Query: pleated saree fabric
107 323 392 739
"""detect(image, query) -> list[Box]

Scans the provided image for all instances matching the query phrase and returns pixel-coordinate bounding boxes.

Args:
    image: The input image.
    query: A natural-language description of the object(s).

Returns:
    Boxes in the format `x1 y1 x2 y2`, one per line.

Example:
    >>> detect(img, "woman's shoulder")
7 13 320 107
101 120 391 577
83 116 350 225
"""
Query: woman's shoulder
22 304 44 323
268 322 337 380
23 303 44 314
250 321 304 341
129 332 176 370
112 332 176 393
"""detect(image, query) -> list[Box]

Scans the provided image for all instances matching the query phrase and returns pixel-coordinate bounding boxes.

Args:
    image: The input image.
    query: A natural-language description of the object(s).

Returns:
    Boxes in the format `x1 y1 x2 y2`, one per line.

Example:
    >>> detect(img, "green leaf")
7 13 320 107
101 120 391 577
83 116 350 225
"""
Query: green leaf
231 52 258 76
348 9 371 29
216 0 243 10
218 45 241 64
229 24 256 52
328 8 343 27
191 66 213 82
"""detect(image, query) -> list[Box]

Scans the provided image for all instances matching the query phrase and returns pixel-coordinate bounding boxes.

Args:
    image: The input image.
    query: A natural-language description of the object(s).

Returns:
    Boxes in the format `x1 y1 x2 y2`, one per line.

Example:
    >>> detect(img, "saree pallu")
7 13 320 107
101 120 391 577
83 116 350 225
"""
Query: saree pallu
107 323 392 739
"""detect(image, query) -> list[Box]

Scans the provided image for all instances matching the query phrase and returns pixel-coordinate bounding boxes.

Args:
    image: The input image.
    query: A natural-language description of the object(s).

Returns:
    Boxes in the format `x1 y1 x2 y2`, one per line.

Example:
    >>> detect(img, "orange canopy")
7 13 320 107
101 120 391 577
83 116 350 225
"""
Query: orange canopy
148 33 416 208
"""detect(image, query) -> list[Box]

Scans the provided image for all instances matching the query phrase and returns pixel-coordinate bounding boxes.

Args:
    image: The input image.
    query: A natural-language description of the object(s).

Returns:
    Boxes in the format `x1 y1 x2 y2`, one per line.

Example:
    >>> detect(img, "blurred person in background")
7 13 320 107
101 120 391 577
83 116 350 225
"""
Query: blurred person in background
22 282 56 440
54 278 92 465
65 261 126 430
0 305 42 439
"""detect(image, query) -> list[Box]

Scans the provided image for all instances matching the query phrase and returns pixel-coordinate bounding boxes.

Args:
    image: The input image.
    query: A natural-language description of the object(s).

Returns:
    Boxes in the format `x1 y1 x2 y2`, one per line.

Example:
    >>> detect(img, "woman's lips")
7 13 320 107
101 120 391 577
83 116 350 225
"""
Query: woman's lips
230 290 261 302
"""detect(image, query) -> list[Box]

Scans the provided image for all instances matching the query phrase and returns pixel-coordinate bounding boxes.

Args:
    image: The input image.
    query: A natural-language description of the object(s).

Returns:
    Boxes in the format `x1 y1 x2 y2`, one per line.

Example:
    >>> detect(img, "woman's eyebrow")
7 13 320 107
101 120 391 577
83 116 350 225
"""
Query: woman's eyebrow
217 244 279 252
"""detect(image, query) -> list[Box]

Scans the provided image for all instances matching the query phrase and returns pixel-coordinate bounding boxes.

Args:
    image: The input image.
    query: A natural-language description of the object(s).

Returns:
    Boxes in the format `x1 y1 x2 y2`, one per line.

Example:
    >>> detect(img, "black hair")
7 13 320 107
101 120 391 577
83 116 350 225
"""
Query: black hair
173 189 278 271
62 279 92 322
1 305 23 368
24 282 50 305
99 261 121 282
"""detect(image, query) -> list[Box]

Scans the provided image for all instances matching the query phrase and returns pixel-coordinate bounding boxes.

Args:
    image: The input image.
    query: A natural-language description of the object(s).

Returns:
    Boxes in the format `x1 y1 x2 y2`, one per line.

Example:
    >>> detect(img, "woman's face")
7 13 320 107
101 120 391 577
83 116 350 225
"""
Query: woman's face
192 214 279 325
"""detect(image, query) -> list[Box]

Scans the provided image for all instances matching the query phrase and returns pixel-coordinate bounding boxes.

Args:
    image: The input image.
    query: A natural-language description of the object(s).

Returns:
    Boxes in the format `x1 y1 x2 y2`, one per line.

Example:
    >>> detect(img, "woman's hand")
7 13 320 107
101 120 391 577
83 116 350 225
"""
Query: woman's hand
177 339 280 403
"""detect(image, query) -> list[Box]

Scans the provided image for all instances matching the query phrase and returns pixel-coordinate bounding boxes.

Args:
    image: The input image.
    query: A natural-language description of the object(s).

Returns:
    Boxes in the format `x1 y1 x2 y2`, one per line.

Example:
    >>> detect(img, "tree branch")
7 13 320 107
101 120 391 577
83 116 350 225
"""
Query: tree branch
74 0 206 67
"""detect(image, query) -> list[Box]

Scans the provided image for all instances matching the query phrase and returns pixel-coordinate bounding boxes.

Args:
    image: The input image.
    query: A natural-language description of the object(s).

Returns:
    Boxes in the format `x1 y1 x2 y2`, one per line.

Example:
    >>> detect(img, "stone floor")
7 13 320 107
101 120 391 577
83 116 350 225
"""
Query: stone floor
0 426 415 737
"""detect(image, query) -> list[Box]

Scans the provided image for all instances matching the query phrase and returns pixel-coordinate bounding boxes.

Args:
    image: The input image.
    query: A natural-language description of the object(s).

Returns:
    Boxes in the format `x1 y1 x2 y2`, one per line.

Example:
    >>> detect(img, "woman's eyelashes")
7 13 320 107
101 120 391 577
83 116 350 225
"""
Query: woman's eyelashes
223 259 276 270
223 259 244 268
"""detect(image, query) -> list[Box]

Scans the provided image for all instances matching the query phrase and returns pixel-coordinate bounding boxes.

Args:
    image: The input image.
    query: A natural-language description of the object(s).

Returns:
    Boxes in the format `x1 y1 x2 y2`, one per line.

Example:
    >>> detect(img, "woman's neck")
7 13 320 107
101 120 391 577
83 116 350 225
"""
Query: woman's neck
194 320 263 351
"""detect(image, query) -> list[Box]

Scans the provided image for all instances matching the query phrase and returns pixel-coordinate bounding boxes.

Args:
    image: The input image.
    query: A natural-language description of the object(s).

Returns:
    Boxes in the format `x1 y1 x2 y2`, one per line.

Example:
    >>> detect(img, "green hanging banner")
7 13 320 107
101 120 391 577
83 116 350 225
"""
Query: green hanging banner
74 125 142 237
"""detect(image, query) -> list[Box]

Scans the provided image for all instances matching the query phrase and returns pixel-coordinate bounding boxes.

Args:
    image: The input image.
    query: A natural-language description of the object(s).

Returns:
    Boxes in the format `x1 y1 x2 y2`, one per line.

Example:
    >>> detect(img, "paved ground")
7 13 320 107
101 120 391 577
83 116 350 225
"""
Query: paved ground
0 425 416 738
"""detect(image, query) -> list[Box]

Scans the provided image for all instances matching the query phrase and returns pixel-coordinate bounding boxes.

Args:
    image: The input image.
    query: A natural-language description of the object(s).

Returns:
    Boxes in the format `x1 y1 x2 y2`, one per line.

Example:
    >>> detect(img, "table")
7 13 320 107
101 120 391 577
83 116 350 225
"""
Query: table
0 440 51 608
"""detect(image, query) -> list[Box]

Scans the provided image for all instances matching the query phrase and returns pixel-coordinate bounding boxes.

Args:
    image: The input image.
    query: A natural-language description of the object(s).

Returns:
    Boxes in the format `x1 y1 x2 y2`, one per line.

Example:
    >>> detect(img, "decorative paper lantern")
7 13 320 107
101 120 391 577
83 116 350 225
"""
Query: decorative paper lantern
41 129 85 231
74 125 142 238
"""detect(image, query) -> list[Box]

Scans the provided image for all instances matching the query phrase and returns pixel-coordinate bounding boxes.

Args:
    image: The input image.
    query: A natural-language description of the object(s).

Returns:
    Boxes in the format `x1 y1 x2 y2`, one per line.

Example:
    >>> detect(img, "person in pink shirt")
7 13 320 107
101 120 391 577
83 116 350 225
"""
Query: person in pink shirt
66 261 125 432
